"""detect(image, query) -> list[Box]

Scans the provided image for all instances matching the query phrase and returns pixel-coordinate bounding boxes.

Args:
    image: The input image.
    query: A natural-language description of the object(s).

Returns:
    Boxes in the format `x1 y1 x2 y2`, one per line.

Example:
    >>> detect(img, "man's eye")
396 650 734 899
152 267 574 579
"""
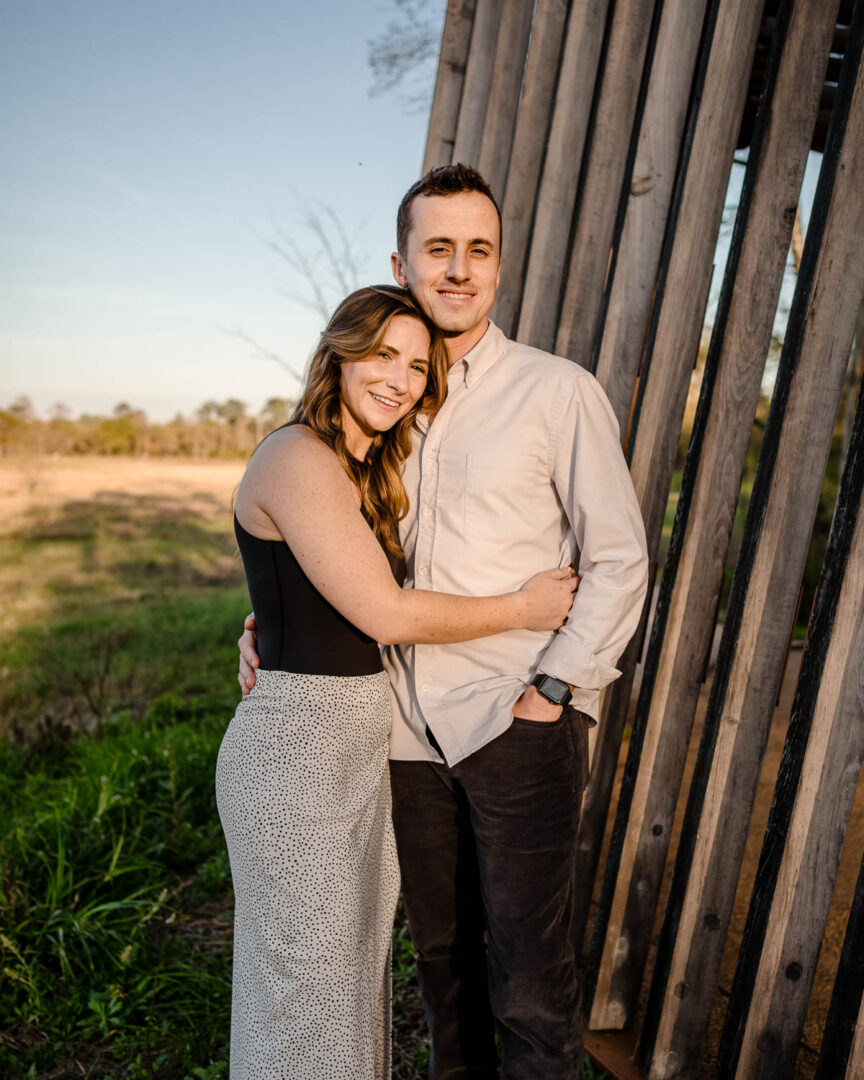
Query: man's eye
429 246 448 255
472 248 490 257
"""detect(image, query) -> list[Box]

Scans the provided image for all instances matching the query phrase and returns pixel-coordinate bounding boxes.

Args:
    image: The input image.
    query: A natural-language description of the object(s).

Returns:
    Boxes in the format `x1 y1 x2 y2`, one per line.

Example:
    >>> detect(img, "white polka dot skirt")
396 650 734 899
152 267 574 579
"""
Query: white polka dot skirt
215 669 400 1078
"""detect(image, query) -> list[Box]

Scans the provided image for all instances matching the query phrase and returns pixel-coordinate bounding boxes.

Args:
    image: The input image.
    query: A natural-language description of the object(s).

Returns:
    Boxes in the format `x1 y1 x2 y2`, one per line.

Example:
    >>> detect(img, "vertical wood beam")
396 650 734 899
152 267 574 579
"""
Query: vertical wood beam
554 0 659 366
624 0 764 556
727 375 864 1077
476 0 535 201
515 0 611 352
569 1 708 946
639 9 864 1073
586 0 839 1033
450 0 505 166
815 852 864 1080
593 0 707 430
423 0 478 172
492 0 572 337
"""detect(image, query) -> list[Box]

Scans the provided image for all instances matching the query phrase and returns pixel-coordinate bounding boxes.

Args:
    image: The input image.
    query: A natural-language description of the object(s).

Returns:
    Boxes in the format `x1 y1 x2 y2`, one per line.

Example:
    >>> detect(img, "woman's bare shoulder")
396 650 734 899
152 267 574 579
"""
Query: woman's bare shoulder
251 425 339 472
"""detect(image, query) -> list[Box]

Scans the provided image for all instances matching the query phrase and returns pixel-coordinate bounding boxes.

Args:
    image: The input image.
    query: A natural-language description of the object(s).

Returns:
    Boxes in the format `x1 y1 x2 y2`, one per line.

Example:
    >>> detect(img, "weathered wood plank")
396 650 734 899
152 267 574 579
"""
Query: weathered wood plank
475 0 535 201
450 0 504 167
423 0 477 172
569 1 710 950
593 0 708 431
571 587 654 948
515 0 611 352
814 851 864 1080
624 0 764 556
554 0 659 366
586 0 839 1034
639 8 864 1074
491 0 571 338
730 379 864 1077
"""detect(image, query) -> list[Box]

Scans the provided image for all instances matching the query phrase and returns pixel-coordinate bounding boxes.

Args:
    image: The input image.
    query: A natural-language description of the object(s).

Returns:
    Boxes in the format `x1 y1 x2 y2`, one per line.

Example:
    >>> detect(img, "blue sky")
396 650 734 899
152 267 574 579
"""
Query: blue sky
1 1 445 419
1 2 821 422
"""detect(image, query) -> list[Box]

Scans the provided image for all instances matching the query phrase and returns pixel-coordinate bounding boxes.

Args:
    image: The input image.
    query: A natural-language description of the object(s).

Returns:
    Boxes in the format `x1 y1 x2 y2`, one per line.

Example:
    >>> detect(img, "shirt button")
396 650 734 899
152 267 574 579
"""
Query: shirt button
423 506 433 517
418 566 428 576
421 683 429 692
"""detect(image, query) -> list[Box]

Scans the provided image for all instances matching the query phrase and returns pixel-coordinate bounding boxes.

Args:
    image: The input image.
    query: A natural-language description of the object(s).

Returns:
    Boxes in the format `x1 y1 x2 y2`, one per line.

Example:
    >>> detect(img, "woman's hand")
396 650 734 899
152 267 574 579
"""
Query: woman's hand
238 613 259 695
518 567 578 630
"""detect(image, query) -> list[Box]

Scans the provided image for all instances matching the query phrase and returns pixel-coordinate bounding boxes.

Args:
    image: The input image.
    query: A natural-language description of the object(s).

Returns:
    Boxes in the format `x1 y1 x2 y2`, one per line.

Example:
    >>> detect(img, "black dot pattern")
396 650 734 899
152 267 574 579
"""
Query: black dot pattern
215 669 399 1078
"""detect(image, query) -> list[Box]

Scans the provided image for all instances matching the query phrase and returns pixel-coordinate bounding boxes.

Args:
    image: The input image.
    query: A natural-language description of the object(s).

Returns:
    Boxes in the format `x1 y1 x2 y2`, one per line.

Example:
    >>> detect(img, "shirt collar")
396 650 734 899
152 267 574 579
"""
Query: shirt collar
449 320 507 390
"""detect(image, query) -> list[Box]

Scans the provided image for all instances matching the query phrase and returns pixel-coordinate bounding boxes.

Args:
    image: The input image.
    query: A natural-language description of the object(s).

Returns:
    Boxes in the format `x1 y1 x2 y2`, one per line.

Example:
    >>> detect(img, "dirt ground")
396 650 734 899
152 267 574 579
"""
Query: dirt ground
0 455 244 531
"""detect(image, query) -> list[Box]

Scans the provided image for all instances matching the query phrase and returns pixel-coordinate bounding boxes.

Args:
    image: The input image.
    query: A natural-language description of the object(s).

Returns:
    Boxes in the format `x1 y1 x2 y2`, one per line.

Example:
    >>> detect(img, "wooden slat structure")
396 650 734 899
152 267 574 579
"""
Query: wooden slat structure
421 0 864 1076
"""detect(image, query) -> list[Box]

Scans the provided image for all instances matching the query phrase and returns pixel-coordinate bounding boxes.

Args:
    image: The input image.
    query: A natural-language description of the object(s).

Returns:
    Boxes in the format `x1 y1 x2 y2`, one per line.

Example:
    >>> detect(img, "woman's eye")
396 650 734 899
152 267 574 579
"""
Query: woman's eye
411 364 428 374
378 351 392 361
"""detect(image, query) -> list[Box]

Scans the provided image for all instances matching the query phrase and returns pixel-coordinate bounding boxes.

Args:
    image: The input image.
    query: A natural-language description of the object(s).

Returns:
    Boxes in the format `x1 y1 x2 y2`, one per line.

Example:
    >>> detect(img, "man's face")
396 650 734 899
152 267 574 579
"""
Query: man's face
391 191 501 360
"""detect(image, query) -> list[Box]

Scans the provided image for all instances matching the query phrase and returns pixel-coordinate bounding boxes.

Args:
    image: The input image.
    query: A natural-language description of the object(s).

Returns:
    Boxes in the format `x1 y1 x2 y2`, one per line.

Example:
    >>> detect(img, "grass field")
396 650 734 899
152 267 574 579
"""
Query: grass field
0 455 611 1080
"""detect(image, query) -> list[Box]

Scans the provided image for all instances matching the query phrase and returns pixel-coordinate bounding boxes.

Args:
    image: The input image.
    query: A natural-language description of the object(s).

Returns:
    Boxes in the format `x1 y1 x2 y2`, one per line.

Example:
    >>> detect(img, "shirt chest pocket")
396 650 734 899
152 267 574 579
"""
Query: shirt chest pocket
463 452 547 542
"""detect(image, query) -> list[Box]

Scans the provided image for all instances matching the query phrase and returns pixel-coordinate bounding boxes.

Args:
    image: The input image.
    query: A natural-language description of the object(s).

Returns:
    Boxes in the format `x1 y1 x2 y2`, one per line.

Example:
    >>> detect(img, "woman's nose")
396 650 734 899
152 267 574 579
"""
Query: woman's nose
386 362 409 393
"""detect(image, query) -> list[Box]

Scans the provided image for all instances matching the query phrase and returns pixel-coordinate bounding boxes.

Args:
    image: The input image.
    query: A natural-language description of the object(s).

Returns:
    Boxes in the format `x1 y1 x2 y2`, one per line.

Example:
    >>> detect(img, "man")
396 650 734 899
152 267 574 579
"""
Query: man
239 164 648 1078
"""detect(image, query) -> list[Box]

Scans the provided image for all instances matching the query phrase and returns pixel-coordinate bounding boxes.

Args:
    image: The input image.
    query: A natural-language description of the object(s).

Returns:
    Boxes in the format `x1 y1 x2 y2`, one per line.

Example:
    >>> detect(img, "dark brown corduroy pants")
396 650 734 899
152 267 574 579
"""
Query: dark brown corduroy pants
390 706 590 1079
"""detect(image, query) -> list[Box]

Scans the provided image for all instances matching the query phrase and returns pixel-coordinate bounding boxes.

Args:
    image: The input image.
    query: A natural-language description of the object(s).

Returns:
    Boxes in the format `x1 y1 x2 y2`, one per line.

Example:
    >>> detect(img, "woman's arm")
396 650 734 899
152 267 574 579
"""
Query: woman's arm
236 429 576 647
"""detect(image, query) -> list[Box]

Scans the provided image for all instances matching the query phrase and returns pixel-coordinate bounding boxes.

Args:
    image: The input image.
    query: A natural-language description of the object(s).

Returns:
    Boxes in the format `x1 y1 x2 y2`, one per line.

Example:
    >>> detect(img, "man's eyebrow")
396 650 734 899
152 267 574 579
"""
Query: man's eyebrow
422 236 496 247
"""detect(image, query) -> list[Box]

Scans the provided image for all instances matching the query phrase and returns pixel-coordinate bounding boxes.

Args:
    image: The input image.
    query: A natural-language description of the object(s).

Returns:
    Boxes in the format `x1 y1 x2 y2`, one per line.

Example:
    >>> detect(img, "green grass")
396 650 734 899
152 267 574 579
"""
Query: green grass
0 465 246 1076
0 457 629 1077
0 698 235 1078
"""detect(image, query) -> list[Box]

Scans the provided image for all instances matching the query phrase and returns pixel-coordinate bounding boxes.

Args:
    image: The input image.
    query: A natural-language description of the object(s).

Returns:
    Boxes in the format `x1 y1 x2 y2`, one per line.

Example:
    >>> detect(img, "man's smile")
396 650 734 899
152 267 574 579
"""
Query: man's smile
437 289 476 301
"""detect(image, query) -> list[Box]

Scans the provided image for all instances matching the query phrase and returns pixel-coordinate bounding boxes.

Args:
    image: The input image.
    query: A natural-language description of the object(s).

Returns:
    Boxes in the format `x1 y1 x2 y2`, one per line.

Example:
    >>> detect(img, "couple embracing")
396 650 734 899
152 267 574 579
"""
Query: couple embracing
216 164 649 1079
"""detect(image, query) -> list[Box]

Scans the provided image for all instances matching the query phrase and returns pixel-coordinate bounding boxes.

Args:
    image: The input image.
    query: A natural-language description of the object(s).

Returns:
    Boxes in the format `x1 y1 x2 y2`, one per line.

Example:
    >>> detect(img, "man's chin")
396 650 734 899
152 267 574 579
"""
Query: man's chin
432 311 482 334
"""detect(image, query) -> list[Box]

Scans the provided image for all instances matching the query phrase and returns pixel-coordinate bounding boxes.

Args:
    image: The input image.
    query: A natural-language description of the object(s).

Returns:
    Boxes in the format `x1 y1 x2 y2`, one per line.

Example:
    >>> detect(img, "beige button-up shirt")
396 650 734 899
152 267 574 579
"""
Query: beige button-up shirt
383 321 648 766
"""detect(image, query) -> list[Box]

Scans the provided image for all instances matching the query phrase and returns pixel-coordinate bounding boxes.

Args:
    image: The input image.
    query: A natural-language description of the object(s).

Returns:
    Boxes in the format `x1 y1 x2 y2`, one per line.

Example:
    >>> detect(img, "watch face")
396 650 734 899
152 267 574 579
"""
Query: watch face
537 675 570 705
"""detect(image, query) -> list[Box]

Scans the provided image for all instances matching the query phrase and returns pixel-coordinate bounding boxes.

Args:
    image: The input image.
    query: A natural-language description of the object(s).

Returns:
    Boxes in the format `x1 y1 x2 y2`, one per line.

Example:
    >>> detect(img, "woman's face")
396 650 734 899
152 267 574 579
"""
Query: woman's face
339 314 431 453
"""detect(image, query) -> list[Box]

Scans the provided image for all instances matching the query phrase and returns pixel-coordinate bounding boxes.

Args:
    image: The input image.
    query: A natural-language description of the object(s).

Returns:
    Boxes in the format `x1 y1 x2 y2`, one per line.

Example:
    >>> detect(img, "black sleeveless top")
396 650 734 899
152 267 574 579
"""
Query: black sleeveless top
234 516 404 677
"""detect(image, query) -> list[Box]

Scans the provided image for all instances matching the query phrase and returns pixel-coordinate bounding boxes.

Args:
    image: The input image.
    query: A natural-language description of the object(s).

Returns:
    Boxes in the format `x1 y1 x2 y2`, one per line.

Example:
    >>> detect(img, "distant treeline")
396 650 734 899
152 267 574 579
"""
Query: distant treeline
0 396 296 458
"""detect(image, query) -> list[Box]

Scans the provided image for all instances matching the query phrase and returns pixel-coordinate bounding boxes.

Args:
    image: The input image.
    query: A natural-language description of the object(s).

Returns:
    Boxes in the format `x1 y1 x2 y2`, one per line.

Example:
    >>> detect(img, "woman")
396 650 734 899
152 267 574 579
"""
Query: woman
215 285 576 1079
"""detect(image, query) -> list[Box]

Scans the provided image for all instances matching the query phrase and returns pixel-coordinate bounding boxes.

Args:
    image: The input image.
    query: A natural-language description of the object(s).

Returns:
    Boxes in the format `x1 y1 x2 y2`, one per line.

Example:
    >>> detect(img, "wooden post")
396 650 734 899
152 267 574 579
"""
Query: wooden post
515 0 611 352
586 0 840 1033
450 0 504 167
568 1 709 946
492 0 571 337
624 0 764 557
815 852 864 1080
423 0 478 172
592 0 708 430
639 8 864 1073
476 0 535 201
554 0 659 366
724 375 864 1077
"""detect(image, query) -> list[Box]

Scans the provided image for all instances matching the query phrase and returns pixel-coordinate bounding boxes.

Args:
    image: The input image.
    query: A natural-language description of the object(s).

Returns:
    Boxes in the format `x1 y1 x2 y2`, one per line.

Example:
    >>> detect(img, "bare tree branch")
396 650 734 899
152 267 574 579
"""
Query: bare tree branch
368 0 446 114
230 329 304 379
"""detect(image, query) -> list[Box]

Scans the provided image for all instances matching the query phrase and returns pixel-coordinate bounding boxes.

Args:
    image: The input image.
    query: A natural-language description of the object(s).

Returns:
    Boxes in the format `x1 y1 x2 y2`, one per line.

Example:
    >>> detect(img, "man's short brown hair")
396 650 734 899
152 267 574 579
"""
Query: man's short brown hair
396 164 502 256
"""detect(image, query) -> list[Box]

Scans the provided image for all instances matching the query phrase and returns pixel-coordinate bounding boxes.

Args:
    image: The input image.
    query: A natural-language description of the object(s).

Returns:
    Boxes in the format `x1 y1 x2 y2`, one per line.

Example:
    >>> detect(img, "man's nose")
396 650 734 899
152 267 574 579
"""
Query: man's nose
445 249 470 282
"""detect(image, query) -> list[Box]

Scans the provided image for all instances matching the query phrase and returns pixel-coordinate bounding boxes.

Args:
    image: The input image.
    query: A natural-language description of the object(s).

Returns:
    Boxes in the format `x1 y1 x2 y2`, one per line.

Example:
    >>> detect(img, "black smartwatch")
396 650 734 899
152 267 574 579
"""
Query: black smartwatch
531 673 572 707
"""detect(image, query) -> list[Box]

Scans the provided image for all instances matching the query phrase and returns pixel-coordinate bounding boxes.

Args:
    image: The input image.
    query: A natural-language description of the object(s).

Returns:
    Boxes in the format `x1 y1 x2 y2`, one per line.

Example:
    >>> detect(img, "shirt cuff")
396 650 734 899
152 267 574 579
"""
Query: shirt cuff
540 638 622 691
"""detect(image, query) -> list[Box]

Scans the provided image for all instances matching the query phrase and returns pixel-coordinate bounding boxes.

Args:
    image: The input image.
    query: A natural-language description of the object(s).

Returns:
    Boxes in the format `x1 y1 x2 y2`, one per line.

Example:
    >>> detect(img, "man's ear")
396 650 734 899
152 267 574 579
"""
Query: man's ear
391 251 408 288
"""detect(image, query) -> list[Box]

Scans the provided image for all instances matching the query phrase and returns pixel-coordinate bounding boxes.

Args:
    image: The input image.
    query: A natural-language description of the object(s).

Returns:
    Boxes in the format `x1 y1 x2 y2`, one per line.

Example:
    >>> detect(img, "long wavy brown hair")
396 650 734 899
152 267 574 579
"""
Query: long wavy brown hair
288 285 449 556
